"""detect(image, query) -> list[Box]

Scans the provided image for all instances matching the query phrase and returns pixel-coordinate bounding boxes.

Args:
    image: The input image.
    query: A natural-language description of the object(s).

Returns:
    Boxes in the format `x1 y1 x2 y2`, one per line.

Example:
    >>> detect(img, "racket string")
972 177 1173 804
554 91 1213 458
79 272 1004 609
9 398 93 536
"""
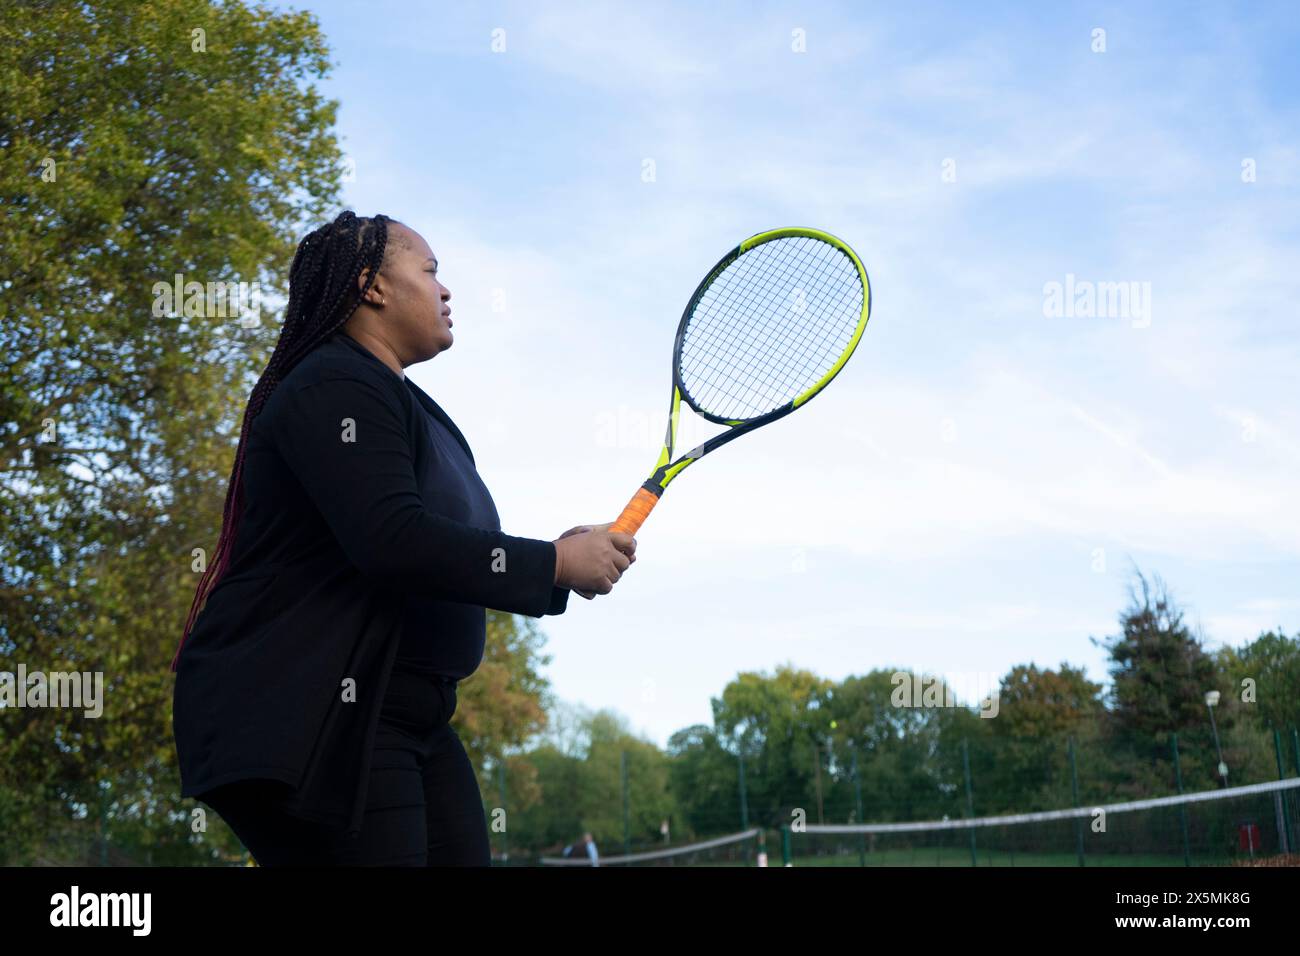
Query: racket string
686 240 830 415
762 255 861 405
680 236 862 420
733 244 854 409
688 249 808 412
687 238 858 415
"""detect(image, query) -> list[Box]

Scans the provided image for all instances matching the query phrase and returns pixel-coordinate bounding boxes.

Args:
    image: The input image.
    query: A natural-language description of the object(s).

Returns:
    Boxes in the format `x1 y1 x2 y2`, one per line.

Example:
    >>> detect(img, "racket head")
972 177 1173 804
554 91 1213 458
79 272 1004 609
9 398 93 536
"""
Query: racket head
670 227 871 427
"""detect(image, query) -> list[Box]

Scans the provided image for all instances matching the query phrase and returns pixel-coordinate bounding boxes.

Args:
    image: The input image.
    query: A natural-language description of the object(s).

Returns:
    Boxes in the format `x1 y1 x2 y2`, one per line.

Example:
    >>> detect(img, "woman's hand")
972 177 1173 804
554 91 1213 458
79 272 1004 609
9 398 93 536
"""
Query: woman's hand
554 522 636 599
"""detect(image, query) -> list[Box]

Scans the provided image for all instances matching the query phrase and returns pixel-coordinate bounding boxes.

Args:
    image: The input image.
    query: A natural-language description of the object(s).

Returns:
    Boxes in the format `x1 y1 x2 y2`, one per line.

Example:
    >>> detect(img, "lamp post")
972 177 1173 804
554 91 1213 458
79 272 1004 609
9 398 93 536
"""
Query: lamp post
1204 690 1228 788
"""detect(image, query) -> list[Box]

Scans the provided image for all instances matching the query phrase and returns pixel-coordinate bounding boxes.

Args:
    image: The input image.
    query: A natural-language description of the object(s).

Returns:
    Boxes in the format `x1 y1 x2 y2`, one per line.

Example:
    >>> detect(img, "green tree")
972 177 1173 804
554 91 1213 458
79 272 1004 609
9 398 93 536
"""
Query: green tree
458 609 553 804
666 724 744 836
711 664 835 828
1099 571 1219 737
1093 571 1230 795
995 663 1106 739
973 663 1107 812
1 0 343 864
1217 630 1300 735
508 708 675 856
825 669 959 823
585 712 676 851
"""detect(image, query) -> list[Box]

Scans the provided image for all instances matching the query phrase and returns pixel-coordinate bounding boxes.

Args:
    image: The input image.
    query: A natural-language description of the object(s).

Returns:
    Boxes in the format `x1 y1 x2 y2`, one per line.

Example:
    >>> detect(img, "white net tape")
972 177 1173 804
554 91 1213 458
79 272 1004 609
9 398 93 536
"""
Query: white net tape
540 827 761 866
800 777 1300 835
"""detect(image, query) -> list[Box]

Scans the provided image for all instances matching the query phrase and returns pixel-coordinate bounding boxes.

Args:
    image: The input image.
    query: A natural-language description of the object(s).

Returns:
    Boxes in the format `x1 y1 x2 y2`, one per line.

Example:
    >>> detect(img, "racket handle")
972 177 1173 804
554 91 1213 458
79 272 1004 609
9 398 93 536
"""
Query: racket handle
610 487 660 536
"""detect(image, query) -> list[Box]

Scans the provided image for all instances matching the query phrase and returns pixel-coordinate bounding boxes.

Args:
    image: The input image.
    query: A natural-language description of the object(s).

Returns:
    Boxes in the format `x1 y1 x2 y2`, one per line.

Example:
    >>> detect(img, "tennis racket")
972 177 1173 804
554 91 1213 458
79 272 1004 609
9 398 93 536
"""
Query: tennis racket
609 226 871 536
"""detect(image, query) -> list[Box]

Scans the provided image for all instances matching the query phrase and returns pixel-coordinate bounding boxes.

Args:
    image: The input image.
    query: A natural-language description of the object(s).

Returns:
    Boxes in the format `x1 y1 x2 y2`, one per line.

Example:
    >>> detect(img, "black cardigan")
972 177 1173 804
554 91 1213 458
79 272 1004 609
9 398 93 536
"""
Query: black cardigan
171 330 569 835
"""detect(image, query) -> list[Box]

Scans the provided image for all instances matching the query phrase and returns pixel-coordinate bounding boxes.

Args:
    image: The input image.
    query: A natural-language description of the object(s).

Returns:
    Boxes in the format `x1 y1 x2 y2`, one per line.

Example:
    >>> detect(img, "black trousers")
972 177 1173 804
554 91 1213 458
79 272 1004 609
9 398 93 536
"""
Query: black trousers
200 670 491 866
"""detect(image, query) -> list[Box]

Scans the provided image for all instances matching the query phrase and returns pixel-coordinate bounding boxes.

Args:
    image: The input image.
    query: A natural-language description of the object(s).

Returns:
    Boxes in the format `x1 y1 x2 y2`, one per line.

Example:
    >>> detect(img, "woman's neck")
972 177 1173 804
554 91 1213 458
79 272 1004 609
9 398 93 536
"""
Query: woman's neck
339 323 405 379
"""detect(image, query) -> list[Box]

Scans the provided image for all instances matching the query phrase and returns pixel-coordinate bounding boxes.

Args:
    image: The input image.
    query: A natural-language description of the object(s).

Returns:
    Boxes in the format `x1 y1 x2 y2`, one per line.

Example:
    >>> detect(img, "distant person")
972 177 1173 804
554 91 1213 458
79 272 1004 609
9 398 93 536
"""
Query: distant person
563 831 600 866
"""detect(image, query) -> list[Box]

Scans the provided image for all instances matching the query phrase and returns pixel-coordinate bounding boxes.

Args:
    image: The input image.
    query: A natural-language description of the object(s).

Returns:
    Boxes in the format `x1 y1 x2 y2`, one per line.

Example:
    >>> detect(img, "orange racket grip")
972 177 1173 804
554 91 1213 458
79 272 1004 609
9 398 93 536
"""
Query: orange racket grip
610 487 660 536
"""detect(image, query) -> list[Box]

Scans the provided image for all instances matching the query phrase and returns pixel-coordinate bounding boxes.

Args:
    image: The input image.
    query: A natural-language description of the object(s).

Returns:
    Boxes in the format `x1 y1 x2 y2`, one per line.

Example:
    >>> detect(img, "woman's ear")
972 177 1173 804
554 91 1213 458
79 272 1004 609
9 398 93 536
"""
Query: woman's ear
357 267 384 306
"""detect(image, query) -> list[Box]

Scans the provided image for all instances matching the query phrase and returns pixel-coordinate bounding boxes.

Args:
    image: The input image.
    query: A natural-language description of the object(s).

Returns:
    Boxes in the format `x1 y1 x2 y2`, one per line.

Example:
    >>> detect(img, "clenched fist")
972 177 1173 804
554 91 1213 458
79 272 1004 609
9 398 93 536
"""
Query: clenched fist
553 522 637 599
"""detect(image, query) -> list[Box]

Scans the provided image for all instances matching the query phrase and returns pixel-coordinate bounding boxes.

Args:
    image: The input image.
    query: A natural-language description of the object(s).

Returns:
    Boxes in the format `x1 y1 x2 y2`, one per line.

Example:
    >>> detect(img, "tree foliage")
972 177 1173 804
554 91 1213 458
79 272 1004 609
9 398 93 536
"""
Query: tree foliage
1 0 341 864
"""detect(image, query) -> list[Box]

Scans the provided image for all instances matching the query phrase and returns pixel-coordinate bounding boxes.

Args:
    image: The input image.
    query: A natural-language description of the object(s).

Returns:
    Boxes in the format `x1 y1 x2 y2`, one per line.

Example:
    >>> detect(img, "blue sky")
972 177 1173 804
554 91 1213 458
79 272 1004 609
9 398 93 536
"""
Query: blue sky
273 1 1300 748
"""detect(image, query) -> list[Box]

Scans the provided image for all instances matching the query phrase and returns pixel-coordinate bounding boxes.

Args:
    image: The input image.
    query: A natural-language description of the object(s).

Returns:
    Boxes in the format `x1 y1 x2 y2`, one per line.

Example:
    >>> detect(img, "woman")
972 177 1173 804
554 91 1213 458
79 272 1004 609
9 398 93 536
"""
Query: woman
170 211 635 865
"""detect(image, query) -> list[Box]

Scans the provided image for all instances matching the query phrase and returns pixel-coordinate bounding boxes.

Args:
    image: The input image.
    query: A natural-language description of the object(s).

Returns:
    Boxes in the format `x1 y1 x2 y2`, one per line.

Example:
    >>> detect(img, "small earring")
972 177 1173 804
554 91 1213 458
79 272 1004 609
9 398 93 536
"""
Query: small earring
378 295 385 306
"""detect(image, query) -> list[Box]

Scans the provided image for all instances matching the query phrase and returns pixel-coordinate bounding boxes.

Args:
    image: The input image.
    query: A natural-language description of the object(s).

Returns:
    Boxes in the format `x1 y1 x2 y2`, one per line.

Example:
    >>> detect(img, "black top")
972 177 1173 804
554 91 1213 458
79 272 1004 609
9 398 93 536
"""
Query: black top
376 333 508 679
171 329 569 835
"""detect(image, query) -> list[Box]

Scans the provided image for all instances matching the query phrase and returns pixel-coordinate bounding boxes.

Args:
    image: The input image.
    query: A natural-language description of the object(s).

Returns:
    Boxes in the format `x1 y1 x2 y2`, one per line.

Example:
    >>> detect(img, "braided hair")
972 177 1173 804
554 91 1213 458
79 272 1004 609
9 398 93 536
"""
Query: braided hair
170 211 398 672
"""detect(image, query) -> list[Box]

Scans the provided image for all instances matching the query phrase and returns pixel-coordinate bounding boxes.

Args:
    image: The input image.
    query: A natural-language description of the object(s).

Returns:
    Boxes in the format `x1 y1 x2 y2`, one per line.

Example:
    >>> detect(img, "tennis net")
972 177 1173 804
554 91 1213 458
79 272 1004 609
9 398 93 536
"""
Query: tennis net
784 777 1300 866
540 828 764 866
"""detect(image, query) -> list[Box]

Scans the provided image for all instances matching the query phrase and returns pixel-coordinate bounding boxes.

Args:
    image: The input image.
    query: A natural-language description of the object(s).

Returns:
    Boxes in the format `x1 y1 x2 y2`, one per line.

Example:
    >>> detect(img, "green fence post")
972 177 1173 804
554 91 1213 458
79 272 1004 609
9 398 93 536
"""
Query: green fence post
1068 736 1085 867
621 750 630 858
1171 732 1191 866
98 780 108 867
1274 729 1293 855
962 738 977 867
852 750 866 867
738 752 749 830
781 823 792 867
813 742 824 825
1291 727 1300 854
497 760 508 866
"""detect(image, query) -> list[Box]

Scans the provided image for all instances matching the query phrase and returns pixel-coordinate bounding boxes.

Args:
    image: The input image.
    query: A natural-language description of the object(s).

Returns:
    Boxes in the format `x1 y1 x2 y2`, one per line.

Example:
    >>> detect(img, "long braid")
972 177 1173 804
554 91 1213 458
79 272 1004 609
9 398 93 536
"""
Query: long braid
170 211 394 672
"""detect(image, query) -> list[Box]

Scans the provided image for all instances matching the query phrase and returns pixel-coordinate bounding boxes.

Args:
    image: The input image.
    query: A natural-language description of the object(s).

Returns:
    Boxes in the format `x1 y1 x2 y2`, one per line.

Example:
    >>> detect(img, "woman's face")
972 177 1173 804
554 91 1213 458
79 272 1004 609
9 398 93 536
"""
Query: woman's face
370 222 453 363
